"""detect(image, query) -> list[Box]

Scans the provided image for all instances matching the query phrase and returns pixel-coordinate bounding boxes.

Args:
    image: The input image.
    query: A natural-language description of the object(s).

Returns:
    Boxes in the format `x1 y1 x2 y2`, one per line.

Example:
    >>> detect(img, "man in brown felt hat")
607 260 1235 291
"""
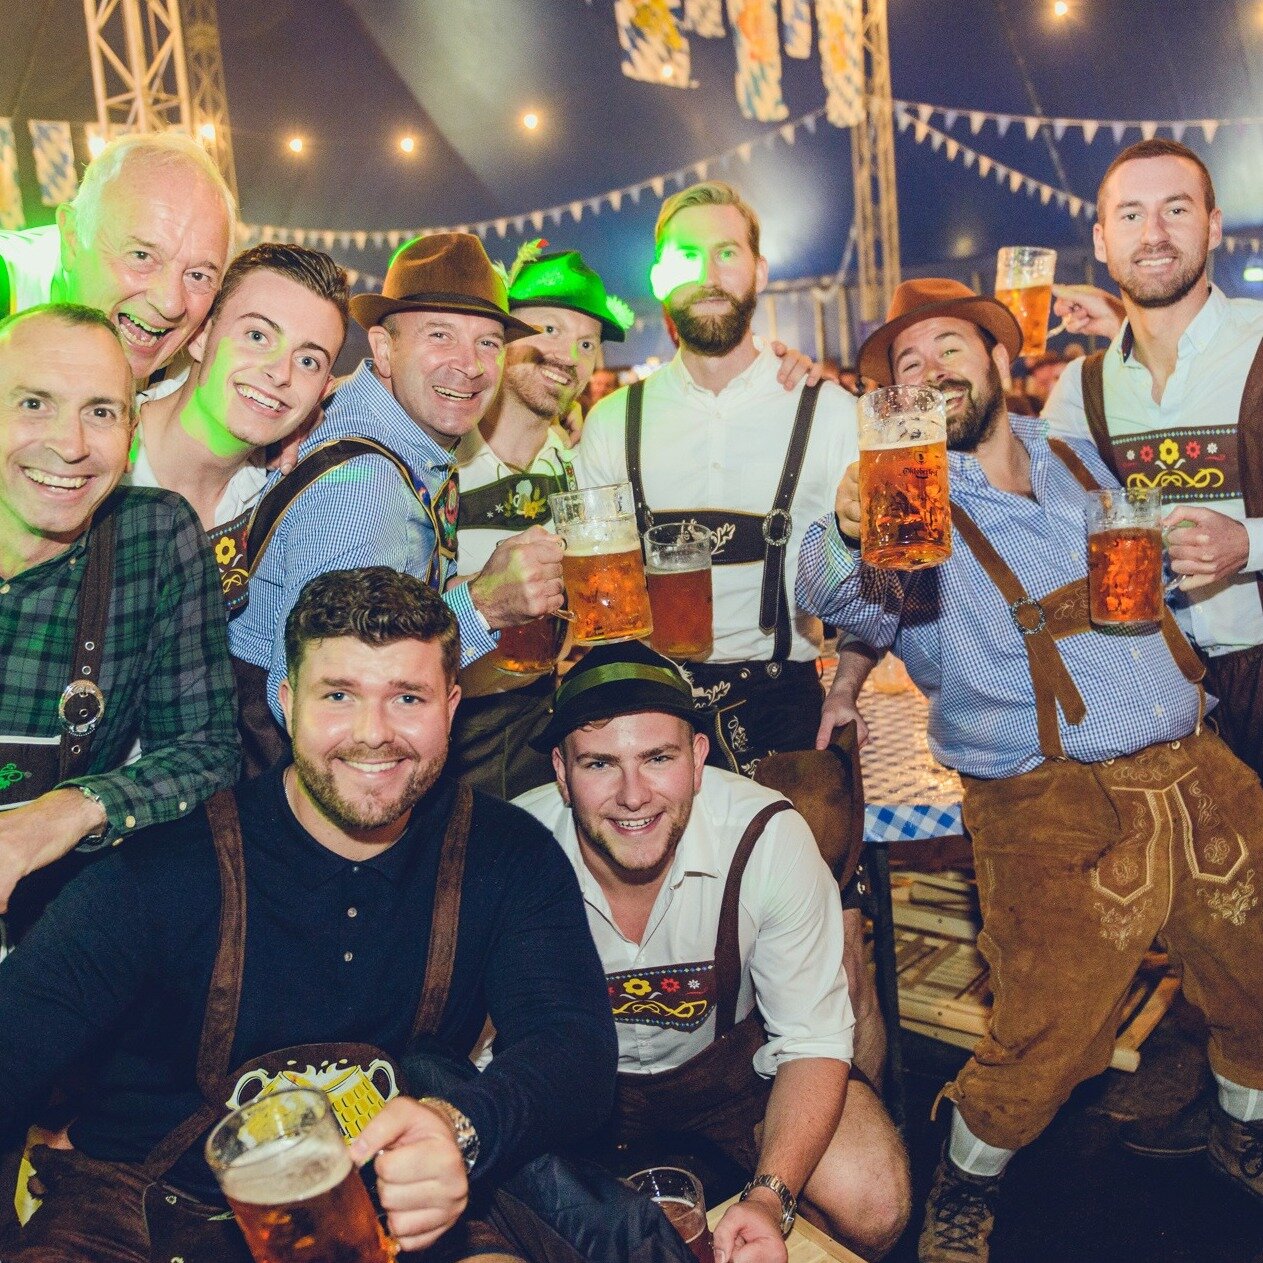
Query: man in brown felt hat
229 232 567 776
797 277 1263 1262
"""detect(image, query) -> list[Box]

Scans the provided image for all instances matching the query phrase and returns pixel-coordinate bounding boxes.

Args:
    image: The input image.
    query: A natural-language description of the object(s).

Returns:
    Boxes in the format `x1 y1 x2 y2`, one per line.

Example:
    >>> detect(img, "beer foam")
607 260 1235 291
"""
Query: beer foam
219 1130 351 1206
861 419 945 449
560 521 641 555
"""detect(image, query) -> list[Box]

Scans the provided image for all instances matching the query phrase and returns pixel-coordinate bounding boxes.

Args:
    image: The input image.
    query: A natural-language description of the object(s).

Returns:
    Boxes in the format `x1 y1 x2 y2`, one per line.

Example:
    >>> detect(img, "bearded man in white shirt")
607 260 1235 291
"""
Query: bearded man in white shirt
515 641 910 1263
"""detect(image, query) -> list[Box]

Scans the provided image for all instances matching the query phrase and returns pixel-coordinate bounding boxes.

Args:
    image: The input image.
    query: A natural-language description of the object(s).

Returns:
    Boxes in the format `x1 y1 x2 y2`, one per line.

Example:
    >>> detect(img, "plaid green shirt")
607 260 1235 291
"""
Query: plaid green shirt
0 487 239 840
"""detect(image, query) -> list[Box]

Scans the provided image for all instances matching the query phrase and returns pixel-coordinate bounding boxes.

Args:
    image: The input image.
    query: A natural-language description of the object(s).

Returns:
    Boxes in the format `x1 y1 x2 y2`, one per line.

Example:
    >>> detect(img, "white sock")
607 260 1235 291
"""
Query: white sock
1215 1071 1263 1122
948 1107 1017 1177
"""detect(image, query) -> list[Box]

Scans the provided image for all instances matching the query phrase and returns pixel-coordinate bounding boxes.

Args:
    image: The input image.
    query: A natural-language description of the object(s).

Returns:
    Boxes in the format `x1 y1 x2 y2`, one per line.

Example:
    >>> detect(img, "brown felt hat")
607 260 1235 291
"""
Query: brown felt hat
349 232 538 339
857 277 1024 387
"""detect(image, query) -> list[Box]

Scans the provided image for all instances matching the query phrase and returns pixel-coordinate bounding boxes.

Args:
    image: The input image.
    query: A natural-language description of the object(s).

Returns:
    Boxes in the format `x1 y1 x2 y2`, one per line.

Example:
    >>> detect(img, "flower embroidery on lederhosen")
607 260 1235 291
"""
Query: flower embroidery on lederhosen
606 961 715 1031
419 471 460 590
207 509 252 614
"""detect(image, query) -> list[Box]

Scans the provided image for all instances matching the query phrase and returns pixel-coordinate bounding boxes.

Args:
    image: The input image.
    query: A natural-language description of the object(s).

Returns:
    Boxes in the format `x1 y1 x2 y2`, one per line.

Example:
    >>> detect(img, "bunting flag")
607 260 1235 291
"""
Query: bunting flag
616 0 692 87
27 120 77 207
681 0 725 36
727 0 788 121
780 0 812 58
894 98 1260 145
1222 234 1263 256
895 105 1094 220
0 119 22 230
815 0 864 128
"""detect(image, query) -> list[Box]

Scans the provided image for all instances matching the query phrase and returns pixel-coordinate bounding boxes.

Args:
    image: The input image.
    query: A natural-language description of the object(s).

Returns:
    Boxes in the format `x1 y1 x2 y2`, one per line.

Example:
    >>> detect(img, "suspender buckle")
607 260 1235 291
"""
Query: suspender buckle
59 679 106 736
762 507 793 546
1010 597 1047 636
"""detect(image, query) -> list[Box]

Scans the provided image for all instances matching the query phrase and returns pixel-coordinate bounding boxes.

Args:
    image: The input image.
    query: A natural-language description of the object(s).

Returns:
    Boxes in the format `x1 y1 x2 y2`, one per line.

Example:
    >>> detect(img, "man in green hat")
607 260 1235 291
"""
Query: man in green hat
449 245 635 797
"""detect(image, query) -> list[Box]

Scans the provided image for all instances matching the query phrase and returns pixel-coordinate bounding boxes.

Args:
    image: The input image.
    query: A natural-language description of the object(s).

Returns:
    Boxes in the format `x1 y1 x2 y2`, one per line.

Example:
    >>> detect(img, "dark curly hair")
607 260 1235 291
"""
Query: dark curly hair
285 567 460 683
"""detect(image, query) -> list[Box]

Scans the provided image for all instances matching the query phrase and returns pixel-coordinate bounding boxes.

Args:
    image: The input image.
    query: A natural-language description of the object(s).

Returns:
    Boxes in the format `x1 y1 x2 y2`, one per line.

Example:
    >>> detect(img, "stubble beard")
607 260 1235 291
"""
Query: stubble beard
944 361 1007 453
293 743 446 834
503 359 579 423
1113 244 1208 310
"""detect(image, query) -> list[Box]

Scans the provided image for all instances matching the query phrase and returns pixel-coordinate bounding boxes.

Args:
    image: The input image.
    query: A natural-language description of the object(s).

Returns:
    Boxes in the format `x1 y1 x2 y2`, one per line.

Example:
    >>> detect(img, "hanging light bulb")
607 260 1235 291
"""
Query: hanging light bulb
287 136 305 154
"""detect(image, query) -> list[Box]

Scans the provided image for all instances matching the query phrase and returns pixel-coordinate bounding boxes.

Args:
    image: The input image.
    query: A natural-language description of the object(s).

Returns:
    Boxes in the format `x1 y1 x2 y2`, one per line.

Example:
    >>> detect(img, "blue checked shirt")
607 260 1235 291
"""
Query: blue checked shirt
229 360 496 716
796 417 1206 779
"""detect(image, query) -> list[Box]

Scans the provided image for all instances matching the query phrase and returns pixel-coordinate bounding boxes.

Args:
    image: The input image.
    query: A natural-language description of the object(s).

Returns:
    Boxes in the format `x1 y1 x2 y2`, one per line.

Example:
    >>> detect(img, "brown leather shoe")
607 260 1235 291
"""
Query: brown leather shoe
1207 1099 1263 1202
918 1149 1002 1262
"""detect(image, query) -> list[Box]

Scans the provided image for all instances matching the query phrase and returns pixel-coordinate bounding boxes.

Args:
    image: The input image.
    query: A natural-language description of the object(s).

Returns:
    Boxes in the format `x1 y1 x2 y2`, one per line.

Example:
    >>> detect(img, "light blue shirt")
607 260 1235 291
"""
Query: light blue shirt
229 359 496 717
795 417 1206 779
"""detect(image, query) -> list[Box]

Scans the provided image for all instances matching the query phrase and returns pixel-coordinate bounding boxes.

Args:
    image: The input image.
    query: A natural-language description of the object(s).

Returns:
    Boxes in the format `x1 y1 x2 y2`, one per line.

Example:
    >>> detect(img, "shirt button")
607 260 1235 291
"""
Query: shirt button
178 801 188 812
1153 705 1164 719
343 951 354 963
125 815 136 828
0 584 8 594
347 907 358 918
1170 739 1180 749
1131 649 1140 661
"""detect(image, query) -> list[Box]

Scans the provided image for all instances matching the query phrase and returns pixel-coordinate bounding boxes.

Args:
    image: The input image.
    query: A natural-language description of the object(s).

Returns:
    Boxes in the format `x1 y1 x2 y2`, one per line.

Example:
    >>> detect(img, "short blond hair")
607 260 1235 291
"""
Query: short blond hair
72 133 237 248
654 181 761 257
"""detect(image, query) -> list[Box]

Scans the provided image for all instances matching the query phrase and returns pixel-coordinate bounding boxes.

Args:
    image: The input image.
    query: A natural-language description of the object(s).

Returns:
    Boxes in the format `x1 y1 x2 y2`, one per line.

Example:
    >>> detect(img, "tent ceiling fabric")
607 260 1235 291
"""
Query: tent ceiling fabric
1 0 1261 311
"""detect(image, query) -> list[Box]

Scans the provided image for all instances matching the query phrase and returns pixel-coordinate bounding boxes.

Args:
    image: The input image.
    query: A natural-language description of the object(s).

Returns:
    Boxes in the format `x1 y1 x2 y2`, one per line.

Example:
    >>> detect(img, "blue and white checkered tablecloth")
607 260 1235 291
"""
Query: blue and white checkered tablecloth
854 676 966 845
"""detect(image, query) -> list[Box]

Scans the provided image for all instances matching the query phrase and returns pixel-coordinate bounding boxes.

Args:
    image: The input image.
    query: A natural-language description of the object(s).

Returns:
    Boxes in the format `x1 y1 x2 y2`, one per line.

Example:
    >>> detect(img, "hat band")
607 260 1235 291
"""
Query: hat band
395 289 506 312
555 661 695 711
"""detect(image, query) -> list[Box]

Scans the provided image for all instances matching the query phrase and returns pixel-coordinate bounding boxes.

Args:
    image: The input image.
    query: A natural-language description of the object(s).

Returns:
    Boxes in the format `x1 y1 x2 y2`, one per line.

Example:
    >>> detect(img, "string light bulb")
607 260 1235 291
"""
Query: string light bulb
399 135 416 154
287 136 304 154
197 121 216 142
86 133 107 159
1053 1 1069 15
521 111 540 131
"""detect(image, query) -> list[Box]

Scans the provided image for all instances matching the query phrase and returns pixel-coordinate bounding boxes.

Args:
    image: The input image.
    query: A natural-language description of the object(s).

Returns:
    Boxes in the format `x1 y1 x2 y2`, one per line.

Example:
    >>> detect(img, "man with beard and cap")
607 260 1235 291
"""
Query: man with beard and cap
515 640 911 1263
577 180 891 1091
796 278 1263 1263
0 304 237 950
0 133 234 386
228 233 566 776
0 567 618 1263
449 245 635 798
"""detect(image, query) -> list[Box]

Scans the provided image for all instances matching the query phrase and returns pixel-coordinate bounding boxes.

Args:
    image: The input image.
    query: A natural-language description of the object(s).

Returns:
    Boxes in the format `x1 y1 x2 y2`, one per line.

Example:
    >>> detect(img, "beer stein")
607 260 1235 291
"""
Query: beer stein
995 246 1058 359
548 482 654 645
206 1086 396 1263
1086 488 1164 626
644 522 715 660
858 385 952 569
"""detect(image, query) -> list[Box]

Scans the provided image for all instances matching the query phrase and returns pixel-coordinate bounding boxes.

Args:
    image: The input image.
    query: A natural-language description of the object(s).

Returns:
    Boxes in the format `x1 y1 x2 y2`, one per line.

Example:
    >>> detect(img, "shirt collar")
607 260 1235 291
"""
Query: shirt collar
667 335 774 399
1116 283 1226 364
947 413 1048 488
330 359 457 472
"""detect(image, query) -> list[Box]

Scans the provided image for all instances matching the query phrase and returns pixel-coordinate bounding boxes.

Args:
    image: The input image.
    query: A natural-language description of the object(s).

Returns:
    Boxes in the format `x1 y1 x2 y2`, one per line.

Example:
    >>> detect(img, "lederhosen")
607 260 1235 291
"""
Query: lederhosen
1080 341 1263 778
230 437 444 778
950 438 1206 760
13 783 575 1263
600 801 790 1173
0 499 117 948
448 457 577 799
624 380 823 779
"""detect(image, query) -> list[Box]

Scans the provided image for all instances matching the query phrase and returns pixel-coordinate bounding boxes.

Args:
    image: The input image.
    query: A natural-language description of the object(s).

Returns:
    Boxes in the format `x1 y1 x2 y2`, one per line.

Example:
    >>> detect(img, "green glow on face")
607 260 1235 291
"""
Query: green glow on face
649 242 706 303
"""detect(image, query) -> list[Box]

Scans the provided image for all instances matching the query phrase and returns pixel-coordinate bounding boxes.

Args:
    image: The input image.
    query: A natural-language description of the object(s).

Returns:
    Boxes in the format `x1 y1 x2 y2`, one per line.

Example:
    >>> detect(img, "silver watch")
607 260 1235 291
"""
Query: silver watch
418 1096 480 1171
740 1173 797 1237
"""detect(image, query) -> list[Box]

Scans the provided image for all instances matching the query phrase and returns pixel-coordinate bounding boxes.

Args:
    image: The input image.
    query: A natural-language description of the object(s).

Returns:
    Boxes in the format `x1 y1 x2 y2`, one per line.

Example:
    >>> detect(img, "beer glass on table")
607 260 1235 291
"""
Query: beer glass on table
644 522 715 659
548 482 654 645
206 1086 396 1263
628 1166 715 1263
995 246 1058 358
1087 489 1165 626
858 385 952 569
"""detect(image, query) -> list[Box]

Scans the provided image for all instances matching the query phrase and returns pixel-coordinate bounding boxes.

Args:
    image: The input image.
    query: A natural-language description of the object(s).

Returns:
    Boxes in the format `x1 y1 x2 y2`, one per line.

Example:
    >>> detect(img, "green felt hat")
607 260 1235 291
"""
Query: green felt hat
507 246 634 343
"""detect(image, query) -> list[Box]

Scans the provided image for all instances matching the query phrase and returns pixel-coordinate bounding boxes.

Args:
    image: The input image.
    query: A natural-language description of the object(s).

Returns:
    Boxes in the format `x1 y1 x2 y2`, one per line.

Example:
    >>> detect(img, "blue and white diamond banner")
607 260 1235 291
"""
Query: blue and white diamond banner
28 119 78 207
727 0 788 121
816 0 864 128
616 0 692 88
0 119 22 229
781 0 813 58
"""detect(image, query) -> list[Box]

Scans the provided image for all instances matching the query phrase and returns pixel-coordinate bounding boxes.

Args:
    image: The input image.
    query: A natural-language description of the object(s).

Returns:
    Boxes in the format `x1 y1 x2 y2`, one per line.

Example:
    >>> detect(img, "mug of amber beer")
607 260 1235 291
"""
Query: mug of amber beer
859 385 952 569
493 614 565 675
206 1086 396 1263
628 1167 715 1263
548 482 654 645
995 246 1057 359
1087 489 1164 626
644 523 714 659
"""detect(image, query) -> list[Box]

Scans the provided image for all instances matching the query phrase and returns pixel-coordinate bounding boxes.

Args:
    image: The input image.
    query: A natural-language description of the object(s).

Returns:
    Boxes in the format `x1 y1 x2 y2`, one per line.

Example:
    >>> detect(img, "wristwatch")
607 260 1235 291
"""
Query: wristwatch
417 1096 480 1171
740 1173 797 1237
74 784 111 850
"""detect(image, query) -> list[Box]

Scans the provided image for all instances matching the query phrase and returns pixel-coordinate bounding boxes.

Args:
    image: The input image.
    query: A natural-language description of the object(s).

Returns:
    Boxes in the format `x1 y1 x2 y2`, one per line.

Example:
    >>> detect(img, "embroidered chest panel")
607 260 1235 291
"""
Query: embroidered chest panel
1106 426 1240 503
606 960 716 1031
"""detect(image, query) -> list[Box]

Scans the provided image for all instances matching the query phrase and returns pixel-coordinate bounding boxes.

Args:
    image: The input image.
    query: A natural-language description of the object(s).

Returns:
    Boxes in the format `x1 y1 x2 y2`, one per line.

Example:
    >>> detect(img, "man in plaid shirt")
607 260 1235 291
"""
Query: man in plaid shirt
0 304 237 946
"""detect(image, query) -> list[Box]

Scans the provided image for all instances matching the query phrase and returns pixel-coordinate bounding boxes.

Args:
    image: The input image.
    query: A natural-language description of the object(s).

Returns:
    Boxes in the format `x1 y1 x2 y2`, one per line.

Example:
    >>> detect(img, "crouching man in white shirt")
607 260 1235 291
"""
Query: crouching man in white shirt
515 641 910 1262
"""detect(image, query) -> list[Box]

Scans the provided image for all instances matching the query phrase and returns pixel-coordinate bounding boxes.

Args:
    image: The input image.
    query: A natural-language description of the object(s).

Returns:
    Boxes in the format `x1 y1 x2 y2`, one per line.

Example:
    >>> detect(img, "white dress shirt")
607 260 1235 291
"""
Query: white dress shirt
514 766 854 1078
1043 287 1263 654
575 342 860 662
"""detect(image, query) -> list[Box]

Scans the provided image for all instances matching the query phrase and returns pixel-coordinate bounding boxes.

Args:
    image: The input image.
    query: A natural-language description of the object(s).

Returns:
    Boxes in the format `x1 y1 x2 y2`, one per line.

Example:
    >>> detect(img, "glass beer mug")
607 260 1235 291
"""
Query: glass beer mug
858 385 952 569
644 522 714 660
206 1086 396 1263
995 246 1058 359
1086 488 1165 626
548 482 654 645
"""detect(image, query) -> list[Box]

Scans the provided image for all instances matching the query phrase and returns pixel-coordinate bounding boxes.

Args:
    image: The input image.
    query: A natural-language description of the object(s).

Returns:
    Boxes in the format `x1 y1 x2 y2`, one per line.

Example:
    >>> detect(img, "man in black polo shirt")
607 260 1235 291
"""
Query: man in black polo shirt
0 568 617 1262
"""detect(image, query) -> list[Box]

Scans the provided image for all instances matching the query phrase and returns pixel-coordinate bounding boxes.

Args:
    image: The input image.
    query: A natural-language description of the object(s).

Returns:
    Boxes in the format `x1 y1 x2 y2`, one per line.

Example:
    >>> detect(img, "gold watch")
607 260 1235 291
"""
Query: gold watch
417 1096 480 1171
740 1173 797 1237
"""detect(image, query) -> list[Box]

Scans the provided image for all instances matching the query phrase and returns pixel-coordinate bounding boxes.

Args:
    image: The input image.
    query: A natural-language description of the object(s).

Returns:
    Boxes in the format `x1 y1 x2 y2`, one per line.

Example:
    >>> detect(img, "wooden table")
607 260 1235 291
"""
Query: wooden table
707 1195 865 1262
